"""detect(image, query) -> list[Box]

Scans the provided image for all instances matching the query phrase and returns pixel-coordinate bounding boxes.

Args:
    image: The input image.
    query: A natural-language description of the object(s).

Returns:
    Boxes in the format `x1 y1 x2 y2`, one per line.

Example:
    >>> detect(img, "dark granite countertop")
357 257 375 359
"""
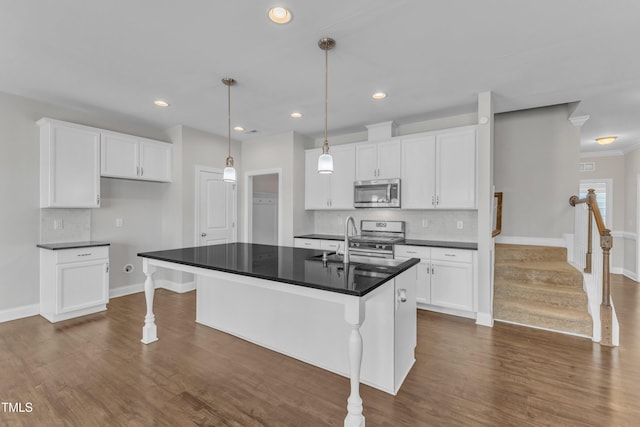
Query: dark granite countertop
37 241 111 250
138 243 419 297
294 234 344 241
400 239 478 250
295 234 477 250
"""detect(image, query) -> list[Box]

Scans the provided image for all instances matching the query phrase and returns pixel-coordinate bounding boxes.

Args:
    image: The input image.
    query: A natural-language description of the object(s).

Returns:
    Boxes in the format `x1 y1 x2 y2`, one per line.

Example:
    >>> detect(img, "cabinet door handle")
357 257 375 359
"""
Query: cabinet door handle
136 166 140 176
106 263 109 273
97 195 100 205
140 167 144 176
201 232 207 237
431 195 435 206
436 195 439 206
431 266 435 274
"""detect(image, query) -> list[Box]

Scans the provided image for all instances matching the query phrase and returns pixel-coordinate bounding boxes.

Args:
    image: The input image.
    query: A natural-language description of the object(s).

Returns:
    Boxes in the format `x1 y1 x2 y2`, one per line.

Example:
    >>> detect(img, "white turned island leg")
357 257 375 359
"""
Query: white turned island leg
141 259 158 344
344 299 365 427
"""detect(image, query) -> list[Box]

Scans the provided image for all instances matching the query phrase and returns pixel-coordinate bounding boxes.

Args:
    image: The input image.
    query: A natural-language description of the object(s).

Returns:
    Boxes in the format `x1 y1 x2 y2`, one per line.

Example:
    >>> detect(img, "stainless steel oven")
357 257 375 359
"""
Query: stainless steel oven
348 220 405 258
354 178 401 208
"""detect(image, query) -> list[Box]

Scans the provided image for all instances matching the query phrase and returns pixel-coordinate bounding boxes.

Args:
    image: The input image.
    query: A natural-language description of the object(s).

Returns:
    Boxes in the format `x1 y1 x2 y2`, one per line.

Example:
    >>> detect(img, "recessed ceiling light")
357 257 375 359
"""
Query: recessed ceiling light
371 92 387 100
233 126 245 132
153 100 170 107
290 112 303 118
595 136 617 145
268 6 292 24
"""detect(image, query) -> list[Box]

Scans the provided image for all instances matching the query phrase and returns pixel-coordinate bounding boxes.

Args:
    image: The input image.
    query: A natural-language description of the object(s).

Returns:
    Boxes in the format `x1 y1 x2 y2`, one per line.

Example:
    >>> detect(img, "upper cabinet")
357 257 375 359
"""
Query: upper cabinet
355 140 401 180
305 144 355 210
402 126 476 209
101 132 172 182
38 118 101 208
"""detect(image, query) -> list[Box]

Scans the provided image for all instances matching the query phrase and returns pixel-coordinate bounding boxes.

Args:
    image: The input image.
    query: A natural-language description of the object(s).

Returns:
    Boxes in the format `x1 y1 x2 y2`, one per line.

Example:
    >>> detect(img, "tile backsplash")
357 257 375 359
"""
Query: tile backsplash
40 208 91 243
313 209 477 241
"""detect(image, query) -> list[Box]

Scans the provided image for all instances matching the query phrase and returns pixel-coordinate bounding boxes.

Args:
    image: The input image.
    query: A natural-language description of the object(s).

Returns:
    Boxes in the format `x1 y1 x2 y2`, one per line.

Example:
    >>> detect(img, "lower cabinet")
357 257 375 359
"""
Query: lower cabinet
395 245 476 315
39 246 110 322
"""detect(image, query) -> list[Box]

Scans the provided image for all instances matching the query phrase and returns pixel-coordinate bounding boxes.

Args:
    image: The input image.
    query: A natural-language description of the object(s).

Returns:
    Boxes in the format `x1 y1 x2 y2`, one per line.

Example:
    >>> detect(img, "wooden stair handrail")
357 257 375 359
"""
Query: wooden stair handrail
492 192 503 238
569 188 613 346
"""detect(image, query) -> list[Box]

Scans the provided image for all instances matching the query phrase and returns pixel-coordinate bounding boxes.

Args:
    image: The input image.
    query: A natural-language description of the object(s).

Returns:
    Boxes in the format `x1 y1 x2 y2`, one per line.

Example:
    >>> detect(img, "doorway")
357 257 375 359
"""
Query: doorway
195 166 237 246
245 169 282 245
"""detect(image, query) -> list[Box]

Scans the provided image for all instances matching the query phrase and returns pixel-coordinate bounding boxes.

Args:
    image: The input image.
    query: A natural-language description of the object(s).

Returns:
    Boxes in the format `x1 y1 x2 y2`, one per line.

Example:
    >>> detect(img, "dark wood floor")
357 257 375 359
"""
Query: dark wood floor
1 275 639 426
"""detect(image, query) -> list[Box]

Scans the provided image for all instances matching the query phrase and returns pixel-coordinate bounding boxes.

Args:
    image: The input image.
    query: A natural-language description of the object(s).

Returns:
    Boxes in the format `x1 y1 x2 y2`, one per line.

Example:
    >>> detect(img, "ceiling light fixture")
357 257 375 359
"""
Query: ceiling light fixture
290 112 303 118
371 92 387 100
317 37 336 174
153 100 169 107
233 126 245 132
595 136 617 145
268 6 292 24
222 78 237 183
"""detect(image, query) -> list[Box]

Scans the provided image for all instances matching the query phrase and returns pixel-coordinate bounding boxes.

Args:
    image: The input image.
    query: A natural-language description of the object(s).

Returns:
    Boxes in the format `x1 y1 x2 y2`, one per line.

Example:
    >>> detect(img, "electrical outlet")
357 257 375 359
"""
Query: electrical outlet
116 218 124 228
53 219 63 230
457 220 464 229
422 218 428 228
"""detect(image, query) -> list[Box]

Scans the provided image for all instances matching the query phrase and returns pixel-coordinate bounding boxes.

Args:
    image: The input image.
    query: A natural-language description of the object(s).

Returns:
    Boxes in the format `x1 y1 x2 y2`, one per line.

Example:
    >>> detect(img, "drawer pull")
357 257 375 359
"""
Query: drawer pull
406 250 417 254
444 254 456 257
77 253 92 257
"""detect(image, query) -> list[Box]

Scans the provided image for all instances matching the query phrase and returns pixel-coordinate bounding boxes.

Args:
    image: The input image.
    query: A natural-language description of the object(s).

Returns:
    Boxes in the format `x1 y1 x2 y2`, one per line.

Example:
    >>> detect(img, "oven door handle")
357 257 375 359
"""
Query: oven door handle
348 250 393 259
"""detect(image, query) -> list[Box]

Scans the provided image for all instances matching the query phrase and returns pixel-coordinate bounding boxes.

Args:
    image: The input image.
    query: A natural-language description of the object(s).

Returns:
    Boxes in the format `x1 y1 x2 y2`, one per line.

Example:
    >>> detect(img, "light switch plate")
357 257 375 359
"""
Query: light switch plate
457 220 463 229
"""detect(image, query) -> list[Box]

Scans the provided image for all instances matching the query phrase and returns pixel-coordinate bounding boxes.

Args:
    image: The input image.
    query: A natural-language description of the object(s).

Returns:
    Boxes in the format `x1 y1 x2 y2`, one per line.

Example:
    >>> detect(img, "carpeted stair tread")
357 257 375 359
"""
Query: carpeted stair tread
494 279 588 310
494 261 583 288
495 244 567 263
494 301 592 336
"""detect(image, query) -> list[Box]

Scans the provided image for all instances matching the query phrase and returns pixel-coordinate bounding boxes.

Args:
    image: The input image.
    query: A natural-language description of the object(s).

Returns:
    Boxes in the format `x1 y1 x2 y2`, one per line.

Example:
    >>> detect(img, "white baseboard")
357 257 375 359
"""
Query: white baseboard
157 279 196 293
0 304 39 323
475 312 494 327
495 235 566 247
110 280 196 298
622 269 638 282
110 283 145 299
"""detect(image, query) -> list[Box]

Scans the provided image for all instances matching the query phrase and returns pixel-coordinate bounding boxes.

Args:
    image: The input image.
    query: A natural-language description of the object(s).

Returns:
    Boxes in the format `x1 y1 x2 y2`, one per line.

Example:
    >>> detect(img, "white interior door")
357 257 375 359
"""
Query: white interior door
197 168 236 246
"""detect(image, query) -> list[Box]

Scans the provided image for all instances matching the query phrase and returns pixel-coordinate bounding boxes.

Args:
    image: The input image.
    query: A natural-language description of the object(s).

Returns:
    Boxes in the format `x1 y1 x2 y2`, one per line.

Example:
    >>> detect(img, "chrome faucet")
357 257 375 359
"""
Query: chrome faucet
344 216 358 264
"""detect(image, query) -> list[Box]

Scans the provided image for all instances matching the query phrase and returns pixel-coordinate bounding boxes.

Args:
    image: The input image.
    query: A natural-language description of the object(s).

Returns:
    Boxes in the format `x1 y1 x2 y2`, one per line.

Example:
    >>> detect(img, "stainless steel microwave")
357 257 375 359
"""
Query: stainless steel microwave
354 178 401 208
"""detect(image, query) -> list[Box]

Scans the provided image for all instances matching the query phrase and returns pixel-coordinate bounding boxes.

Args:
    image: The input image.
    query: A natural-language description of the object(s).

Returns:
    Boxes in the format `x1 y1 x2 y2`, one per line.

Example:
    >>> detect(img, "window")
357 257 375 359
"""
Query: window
579 180 610 226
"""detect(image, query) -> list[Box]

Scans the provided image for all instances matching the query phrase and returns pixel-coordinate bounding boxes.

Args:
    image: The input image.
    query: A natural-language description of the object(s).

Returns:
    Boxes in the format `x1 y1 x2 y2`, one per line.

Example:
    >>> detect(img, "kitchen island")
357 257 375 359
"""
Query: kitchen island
137 243 419 427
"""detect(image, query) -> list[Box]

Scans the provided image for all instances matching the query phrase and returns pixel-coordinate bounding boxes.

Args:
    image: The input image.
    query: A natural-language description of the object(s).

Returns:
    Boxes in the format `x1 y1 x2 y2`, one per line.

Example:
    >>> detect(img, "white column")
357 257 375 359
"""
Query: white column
344 298 365 427
141 259 158 344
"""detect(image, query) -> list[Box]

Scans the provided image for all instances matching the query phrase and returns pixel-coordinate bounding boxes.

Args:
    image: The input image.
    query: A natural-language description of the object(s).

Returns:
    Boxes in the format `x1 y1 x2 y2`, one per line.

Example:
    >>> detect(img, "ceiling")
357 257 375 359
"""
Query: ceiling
2 1 639 154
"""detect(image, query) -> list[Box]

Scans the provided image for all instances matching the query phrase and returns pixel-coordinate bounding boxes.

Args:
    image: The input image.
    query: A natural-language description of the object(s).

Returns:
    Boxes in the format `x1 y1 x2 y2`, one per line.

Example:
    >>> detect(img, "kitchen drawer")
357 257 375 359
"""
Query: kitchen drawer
294 238 321 250
320 240 342 251
430 247 473 263
395 245 430 260
56 246 109 264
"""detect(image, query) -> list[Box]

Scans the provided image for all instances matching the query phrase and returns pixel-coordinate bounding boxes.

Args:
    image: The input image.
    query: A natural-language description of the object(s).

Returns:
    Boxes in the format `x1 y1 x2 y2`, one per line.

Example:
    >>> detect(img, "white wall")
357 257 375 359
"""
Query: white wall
494 104 580 242
624 148 640 276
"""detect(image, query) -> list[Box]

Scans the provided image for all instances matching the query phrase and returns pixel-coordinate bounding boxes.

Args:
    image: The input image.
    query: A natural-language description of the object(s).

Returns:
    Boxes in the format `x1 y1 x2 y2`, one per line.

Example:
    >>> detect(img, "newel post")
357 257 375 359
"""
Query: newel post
600 229 613 346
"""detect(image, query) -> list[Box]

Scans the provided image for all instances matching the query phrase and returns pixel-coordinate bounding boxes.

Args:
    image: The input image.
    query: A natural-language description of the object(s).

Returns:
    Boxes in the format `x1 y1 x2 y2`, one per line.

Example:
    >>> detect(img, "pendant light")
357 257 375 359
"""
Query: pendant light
222 77 237 183
317 37 336 174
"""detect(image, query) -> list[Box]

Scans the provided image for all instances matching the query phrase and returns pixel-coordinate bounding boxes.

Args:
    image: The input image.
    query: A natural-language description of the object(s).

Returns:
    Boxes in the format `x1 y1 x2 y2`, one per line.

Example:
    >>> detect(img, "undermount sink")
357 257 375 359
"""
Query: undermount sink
311 252 406 268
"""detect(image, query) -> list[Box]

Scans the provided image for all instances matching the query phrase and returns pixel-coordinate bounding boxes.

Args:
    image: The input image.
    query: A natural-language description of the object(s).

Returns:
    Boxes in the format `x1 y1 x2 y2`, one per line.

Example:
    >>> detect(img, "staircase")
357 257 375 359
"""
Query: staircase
494 244 592 337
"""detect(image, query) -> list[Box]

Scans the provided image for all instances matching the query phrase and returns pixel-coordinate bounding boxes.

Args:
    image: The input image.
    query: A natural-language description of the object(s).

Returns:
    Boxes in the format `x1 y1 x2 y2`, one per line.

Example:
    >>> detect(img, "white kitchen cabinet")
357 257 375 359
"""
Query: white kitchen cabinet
38 118 101 208
395 245 476 315
101 131 172 182
355 140 401 180
39 245 110 322
401 126 476 209
305 144 355 209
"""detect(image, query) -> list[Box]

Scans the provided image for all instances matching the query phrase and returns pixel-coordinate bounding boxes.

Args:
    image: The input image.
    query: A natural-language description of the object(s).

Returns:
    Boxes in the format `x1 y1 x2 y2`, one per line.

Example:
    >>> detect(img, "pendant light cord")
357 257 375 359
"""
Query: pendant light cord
227 82 231 158
324 47 328 144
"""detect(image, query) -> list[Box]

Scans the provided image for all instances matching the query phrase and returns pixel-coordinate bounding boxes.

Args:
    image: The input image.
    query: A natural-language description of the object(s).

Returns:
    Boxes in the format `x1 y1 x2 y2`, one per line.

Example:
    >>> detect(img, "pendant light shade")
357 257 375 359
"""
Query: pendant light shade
317 37 336 174
222 78 237 183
